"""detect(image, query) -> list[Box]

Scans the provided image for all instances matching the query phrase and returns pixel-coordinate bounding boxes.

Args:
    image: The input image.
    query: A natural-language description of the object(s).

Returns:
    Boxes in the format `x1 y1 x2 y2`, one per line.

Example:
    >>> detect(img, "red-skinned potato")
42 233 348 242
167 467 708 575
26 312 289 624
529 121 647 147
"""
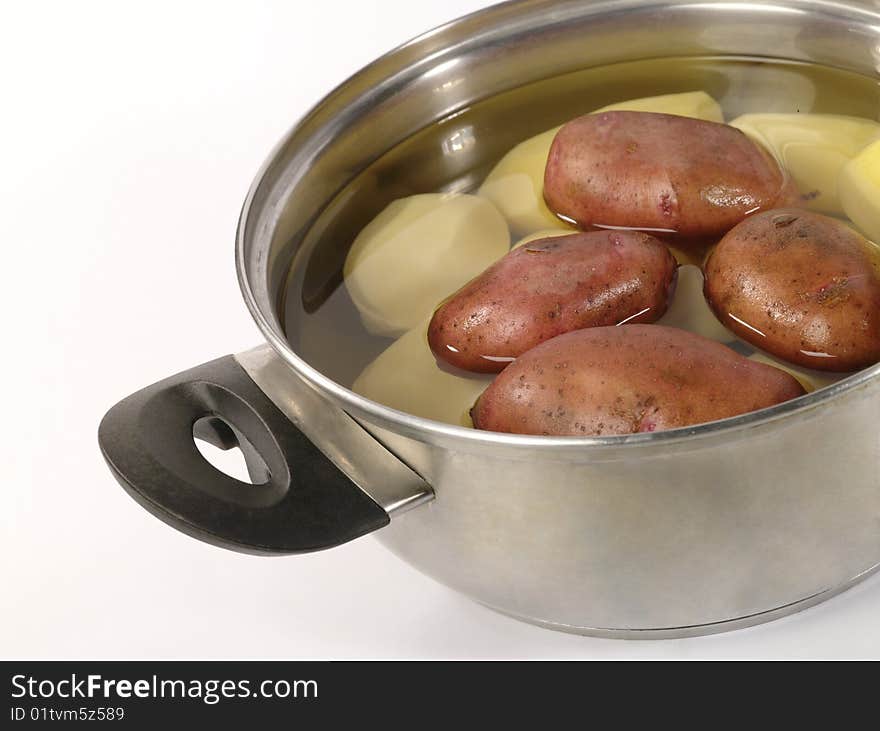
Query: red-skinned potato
704 208 880 372
428 231 677 373
543 111 799 244
471 325 805 436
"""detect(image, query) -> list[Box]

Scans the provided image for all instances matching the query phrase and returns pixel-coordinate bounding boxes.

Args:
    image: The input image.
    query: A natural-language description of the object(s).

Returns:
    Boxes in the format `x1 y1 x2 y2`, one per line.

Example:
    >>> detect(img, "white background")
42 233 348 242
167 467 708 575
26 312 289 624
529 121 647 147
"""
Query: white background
3 0 880 659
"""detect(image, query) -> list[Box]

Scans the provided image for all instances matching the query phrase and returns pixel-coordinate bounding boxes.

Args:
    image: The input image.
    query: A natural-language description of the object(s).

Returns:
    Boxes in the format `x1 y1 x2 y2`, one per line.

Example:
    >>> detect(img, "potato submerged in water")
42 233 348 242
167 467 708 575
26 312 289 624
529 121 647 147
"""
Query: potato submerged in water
594 90 723 121
471 325 805 436
477 126 571 237
704 208 880 372
656 264 734 344
344 194 509 337
730 113 880 215
747 351 841 394
352 317 492 427
511 228 575 249
544 111 797 244
428 231 677 373
839 139 880 243
478 91 724 236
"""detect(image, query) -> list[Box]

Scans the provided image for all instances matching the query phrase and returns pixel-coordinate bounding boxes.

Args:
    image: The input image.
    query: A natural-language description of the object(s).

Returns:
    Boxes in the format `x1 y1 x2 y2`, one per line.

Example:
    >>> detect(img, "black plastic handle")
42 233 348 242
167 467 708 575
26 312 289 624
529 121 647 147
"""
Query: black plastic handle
98 355 389 554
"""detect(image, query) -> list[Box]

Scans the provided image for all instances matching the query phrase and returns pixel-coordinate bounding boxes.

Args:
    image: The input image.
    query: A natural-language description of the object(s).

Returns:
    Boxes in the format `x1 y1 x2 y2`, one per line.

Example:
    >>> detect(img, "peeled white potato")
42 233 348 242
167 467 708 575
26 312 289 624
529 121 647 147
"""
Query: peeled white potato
656 265 734 343
747 352 841 394
729 113 880 214
839 139 880 243
477 126 569 237
478 91 724 237
352 317 492 427
344 194 509 337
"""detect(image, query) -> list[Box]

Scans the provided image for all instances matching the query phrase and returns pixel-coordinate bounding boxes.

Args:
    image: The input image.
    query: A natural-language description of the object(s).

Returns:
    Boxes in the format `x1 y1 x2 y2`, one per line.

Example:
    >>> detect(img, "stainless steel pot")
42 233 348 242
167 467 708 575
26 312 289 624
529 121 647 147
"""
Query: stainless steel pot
99 0 880 638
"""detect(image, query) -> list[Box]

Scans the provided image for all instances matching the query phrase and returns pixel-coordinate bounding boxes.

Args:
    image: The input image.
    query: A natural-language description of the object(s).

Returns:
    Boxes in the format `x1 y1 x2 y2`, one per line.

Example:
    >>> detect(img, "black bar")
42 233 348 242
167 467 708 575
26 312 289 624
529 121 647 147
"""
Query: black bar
3 660 638 722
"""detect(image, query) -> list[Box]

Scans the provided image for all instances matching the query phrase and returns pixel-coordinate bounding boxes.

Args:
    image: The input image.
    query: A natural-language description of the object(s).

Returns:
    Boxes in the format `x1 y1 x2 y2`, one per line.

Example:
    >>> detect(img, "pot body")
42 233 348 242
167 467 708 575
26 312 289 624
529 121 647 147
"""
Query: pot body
244 348 880 636
367 392 880 636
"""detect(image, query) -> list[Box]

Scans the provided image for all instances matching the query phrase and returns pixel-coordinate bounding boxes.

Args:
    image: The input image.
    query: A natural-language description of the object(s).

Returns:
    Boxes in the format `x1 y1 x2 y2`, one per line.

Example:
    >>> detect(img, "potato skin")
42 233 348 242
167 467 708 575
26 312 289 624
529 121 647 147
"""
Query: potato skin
543 111 798 243
428 231 677 373
704 208 880 371
471 325 805 436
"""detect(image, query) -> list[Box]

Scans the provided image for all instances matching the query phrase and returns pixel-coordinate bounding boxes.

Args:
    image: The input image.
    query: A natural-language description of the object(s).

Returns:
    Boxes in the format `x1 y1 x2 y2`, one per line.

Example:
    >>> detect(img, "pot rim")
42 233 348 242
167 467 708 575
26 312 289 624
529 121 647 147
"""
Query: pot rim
236 0 880 451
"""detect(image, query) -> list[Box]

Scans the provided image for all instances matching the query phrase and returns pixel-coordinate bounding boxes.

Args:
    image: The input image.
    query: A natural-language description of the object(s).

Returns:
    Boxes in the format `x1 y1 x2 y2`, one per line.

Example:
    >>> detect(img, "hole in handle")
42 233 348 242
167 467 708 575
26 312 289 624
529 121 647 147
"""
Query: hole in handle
192 415 271 486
